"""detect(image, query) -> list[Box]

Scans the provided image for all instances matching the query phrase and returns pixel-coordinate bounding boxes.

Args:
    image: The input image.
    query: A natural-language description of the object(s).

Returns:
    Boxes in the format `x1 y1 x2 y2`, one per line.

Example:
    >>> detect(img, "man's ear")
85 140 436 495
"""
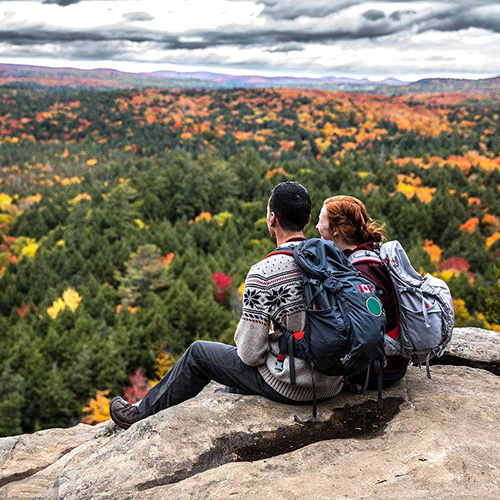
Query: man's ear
306 213 312 226
268 212 277 227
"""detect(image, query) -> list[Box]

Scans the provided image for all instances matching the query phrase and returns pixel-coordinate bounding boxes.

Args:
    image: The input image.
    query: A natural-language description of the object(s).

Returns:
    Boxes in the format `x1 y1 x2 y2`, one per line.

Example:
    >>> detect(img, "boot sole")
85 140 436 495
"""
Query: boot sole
109 396 132 430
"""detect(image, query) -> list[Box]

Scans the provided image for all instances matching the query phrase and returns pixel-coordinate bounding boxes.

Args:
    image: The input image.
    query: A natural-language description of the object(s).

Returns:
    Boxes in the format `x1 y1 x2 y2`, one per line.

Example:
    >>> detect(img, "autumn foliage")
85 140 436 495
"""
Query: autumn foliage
82 390 111 425
1 85 500 436
213 272 233 303
123 369 150 404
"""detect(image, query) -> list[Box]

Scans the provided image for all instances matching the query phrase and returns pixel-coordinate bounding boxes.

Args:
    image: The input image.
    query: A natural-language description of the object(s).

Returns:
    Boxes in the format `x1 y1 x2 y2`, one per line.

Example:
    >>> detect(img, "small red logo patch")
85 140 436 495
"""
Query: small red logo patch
358 284 373 294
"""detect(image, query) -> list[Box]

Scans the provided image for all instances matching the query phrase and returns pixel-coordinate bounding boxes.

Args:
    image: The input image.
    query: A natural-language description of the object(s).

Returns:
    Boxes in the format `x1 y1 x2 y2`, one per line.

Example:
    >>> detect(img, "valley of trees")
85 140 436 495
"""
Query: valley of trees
1 86 499 436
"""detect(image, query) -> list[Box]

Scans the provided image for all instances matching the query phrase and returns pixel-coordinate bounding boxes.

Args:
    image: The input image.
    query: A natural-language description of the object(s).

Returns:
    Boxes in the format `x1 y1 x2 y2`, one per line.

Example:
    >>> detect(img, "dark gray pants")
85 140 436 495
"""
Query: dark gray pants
138 340 297 418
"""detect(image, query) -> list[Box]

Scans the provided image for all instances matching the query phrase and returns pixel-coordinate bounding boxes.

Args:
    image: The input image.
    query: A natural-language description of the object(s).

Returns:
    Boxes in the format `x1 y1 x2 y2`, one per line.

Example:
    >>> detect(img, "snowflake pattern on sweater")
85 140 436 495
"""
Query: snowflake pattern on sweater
241 266 304 326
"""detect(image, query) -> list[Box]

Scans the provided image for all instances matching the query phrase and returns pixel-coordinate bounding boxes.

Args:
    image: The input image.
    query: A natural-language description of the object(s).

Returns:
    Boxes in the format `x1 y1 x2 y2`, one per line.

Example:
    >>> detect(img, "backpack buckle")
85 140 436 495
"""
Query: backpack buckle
275 353 285 372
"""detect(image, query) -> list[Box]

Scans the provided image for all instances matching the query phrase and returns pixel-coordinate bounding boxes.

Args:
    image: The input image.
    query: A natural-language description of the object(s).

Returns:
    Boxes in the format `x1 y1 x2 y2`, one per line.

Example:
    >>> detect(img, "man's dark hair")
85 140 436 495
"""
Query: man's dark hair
269 182 311 232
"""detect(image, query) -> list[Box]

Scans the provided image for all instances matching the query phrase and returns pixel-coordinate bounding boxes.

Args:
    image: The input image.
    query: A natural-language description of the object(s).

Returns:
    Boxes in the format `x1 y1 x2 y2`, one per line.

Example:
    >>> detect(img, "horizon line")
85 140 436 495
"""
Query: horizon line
2 61 500 85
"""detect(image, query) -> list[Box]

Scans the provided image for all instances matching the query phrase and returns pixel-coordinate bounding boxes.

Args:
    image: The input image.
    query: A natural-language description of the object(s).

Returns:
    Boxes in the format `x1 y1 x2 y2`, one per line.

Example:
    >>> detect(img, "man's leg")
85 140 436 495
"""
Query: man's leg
137 340 295 418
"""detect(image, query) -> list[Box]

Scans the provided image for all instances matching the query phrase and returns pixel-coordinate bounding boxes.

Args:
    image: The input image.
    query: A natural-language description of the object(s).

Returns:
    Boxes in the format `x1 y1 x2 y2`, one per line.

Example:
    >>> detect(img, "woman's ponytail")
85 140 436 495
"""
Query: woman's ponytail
323 195 386 245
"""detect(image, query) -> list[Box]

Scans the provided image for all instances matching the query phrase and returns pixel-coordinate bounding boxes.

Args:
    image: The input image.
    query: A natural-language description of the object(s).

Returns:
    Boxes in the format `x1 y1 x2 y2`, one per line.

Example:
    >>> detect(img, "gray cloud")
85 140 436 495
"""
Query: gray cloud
250 0 500 22
256 1 362 21
0 8 492 53
0 0 498 79
265 42 304 52
42 0 82 5
0 3 499 52
0 0 126 4
426 55 456 61
2 10 15 20
418 7 500 34
122 11 155 22
0 26 173 46
0 35 497 80
153 52 497 78
362 10 386 21
389 10 416 22
172 6 500 49
65 40 130 60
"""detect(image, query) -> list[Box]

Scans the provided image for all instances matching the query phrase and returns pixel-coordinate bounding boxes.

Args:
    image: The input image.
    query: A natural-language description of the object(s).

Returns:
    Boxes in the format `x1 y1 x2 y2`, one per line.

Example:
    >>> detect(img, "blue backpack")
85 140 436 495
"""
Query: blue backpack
269 239 386 423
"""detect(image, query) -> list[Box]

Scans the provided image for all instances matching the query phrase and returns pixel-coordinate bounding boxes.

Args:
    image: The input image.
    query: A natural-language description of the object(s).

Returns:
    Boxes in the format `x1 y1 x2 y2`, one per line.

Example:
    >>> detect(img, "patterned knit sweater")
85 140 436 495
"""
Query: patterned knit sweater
234 241 344 401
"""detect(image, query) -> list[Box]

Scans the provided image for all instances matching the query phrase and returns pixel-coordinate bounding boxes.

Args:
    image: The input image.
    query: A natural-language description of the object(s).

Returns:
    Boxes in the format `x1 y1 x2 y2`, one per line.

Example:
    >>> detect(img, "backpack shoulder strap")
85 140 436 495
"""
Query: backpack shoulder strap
379 240 423 285
265 250 294 259
348 249 383 266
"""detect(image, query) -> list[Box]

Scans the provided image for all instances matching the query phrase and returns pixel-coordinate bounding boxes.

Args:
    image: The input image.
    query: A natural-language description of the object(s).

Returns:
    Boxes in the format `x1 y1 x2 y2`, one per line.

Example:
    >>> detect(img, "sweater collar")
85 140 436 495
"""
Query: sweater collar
276 237 306 250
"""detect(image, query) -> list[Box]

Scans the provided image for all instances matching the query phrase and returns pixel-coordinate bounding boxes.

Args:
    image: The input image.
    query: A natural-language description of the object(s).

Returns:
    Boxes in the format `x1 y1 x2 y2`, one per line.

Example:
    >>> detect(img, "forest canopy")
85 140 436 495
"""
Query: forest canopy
1 86 499 436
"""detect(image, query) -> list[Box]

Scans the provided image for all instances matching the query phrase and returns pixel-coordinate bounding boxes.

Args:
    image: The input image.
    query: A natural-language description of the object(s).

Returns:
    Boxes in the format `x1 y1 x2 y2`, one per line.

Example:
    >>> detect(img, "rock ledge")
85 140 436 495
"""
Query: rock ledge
1 327 499 500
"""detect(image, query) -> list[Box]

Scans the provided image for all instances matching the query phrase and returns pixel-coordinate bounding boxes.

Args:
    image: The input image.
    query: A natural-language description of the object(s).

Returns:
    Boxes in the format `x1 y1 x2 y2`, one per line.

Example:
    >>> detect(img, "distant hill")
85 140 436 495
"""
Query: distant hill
404 76 500 94
0 63 405 92
0 63 499 95
148 70 405 88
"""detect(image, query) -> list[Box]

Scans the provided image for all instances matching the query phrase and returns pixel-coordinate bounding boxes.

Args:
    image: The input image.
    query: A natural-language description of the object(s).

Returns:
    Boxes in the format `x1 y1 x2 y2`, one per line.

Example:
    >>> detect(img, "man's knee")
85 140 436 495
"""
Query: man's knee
188 340 231 361
188 340 212 357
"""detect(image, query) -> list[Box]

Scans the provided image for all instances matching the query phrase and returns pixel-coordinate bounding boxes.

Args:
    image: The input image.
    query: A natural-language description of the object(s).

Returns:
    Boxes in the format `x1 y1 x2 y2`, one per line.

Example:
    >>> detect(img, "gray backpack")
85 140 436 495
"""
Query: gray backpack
348 241 455 378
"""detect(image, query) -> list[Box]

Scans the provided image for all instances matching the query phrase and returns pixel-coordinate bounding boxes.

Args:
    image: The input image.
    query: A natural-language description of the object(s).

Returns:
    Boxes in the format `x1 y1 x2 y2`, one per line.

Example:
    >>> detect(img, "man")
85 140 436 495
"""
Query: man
110 181 343 429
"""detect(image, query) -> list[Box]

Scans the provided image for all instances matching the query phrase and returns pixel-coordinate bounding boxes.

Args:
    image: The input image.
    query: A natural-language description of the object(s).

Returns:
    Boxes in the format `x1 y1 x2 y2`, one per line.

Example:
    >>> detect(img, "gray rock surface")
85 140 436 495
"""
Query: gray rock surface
0 422 107 496
435 327 500 373
1 327 499 500
136 364 500 500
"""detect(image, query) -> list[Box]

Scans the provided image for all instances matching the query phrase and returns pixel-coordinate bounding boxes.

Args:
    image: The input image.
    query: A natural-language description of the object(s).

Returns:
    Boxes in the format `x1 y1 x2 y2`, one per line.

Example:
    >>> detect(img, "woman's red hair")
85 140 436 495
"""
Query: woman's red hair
323 195 386 245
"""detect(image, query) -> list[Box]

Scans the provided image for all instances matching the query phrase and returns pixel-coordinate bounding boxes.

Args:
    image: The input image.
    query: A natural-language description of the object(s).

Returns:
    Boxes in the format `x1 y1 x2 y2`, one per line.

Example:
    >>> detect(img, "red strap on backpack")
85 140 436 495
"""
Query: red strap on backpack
265 250 294 259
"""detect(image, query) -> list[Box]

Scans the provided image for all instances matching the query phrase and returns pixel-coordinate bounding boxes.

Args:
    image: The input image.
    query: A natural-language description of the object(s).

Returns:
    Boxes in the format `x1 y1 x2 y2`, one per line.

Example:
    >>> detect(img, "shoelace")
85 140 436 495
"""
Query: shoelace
121 403 139 419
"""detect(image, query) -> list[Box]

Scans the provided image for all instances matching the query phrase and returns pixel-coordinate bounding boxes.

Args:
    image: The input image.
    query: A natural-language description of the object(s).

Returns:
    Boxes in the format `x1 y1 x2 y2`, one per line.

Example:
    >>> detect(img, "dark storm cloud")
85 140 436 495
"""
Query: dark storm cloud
0 26 174 46
0 25 374 49
171 27 394 49
172 5 500 48
122 11 155 22
0 2 499 54
362 10 386 21
245 0 500 22
419 7 500 34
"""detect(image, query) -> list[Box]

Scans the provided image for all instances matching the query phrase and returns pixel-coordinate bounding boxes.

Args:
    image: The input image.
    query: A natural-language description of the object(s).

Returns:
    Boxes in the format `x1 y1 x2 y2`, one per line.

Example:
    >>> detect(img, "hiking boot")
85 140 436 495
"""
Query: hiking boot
109 396 142 430
214 386 244 394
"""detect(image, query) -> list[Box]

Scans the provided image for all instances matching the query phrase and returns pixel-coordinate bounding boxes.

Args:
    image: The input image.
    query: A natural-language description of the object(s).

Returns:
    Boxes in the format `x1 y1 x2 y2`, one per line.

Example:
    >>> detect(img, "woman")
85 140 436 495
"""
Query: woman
316 195 408 390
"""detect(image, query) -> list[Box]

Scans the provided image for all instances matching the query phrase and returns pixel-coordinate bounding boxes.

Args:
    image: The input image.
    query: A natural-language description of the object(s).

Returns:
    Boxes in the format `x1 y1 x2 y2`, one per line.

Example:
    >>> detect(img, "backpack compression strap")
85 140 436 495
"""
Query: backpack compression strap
274 320 317 424
348 249 400 341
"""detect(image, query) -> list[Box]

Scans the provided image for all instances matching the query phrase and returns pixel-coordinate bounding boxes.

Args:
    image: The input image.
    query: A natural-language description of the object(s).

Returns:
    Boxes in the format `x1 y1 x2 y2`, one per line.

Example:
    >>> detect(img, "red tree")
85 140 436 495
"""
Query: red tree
213 272 233 303
123 369 149 404
438 257 471 272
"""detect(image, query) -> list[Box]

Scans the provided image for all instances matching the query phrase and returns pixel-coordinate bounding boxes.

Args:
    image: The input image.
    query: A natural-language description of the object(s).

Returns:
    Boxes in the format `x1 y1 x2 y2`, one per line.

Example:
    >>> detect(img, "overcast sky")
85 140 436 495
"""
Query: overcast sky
1 0 499 81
